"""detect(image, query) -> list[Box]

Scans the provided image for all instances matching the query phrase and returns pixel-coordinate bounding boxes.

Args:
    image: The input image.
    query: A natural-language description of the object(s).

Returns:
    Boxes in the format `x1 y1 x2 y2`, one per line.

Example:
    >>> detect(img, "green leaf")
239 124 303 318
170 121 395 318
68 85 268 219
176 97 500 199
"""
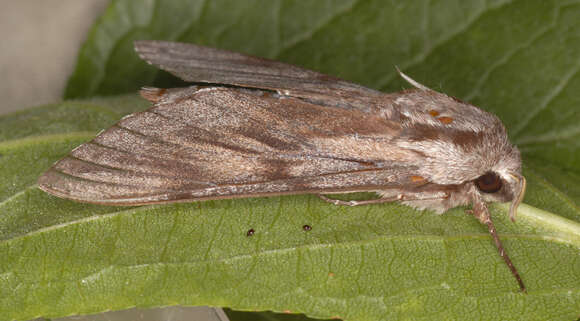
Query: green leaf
2 0 579 320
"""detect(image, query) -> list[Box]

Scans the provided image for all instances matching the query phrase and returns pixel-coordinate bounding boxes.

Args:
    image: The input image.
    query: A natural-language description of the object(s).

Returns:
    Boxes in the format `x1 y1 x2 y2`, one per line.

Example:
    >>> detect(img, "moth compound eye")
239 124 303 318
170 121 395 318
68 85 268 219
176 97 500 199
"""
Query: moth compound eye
475 172 502 193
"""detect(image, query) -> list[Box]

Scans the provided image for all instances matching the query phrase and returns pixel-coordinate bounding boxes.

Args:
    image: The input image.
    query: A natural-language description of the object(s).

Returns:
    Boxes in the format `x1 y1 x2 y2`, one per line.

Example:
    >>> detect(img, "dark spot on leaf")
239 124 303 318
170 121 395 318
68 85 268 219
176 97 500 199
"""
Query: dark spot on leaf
302 224 312 231
246 229 255 236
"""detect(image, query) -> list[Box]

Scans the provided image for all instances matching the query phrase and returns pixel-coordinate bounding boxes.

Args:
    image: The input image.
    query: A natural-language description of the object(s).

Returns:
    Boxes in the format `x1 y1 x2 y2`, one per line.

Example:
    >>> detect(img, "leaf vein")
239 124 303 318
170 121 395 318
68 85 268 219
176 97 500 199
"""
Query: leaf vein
463 15 558 101
512 42 580 135
0 185 37 208
273 0 359 57
376 0 516 91
525 166 580 215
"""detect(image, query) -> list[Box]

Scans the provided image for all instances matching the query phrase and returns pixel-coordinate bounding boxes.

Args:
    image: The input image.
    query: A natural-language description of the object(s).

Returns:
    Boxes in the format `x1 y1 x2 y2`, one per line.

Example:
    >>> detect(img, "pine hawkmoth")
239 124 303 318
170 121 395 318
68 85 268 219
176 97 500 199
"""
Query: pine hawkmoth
38 40 527 292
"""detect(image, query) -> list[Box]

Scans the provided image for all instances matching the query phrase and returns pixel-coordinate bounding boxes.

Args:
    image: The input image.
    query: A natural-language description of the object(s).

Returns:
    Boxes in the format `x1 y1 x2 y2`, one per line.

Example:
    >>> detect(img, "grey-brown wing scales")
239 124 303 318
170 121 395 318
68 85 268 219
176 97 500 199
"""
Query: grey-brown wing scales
134 40 385 112
38 87 421 205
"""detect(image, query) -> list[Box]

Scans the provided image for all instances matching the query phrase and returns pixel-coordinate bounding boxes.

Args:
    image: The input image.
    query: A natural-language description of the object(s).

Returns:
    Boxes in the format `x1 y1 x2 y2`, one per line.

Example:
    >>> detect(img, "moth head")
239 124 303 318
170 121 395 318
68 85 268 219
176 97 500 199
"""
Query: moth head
472 170 525 221
472 114 526 222
395 68 526 221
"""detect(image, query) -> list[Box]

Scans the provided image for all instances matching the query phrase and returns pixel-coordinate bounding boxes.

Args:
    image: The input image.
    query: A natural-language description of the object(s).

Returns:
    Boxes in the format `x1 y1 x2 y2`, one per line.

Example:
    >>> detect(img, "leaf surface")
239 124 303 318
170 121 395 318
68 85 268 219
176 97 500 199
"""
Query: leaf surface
2 1 580 320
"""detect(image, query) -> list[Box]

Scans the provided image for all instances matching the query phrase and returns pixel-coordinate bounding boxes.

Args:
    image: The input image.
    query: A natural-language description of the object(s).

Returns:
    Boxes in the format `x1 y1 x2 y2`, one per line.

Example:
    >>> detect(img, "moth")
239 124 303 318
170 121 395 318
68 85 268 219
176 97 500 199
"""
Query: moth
38 40 527 292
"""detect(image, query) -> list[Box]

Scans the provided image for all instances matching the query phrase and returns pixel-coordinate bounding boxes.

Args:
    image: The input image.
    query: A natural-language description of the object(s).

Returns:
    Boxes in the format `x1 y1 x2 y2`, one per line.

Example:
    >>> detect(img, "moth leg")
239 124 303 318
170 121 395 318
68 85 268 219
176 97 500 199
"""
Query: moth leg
469 188 527 293
317 191 449 207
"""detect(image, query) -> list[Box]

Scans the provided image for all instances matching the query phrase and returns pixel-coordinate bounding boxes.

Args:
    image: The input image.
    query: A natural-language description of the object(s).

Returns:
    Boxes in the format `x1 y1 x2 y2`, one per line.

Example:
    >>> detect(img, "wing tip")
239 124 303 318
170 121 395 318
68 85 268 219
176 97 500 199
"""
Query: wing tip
134 40 195 57
37 168 134 206
133 39 164 51
134 40 159 65
37 169 57 193
37 169 85 204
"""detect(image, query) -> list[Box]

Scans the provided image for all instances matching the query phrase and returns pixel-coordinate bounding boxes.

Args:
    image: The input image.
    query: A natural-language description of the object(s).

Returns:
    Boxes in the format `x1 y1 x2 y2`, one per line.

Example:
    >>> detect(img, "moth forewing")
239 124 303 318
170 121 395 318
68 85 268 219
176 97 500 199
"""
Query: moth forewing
38 40 527 292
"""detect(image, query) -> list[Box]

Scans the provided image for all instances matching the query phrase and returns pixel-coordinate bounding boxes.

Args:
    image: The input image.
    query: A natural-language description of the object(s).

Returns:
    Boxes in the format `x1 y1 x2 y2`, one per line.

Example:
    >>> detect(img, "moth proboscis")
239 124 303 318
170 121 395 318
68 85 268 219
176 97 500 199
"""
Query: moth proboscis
38 40 528 292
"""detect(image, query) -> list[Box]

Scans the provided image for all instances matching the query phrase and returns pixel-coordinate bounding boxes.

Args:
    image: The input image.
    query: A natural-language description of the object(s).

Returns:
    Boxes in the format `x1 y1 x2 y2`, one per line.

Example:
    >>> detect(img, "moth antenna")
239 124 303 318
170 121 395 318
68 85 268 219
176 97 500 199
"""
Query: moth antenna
395 66 432 91
508 173 526 222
